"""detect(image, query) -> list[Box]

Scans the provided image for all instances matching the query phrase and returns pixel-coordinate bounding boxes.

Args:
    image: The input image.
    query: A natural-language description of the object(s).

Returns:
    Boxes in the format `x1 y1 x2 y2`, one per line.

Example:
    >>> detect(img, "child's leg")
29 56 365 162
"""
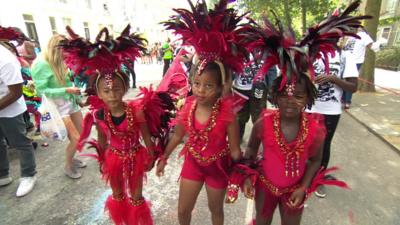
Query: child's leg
105 180 126 225
127 177 153 225
254 187 275 225
178 178 203 225
205 185 225 225
278 203 302 225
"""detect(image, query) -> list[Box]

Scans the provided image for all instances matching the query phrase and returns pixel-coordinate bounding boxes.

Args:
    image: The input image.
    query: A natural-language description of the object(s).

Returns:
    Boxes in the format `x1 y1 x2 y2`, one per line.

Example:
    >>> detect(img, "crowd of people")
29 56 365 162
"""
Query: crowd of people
0 0 374 225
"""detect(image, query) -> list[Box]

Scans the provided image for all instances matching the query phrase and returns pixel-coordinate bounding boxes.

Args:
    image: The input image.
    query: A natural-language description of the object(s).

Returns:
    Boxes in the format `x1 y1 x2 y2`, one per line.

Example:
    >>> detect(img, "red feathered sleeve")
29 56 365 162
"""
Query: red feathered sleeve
77 111 95 151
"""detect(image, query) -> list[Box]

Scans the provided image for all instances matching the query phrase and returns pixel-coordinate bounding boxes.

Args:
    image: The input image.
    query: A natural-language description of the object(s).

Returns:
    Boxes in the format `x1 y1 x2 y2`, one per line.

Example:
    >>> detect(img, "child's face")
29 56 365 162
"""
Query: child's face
192 70 221 105
277 80 308 118
97 76 126 110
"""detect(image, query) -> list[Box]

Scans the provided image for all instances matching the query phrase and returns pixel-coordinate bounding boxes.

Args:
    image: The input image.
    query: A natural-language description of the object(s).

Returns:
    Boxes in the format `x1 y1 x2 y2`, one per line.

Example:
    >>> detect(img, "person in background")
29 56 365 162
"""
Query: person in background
309 43 359 198
31 34 85 179
162 38 173 76
0 26 37 197
233 51 277 142
342 27 373 109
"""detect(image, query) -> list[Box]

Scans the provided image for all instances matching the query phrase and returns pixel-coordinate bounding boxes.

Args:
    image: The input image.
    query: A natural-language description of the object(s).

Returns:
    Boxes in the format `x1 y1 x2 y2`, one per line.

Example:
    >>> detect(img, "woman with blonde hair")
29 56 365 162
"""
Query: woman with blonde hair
32 34 85 179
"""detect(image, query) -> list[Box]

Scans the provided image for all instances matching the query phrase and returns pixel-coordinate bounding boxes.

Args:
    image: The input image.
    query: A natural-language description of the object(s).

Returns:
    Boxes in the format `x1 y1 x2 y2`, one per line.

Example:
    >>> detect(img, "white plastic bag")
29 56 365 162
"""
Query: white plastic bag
37 94 68 141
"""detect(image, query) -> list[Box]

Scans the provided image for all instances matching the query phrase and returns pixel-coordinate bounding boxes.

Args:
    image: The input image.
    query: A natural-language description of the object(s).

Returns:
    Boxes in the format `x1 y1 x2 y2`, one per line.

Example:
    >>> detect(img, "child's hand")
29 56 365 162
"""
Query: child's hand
243 178 254 199
288 188 306 207
156 159 167 177
315 75 338 84
146 158 155 172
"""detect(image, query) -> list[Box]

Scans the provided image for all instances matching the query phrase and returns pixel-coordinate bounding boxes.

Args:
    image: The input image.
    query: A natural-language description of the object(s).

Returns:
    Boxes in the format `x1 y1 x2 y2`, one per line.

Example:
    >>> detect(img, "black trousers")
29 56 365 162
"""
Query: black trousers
321 114 341 169
236 89 267 141
163 59 171 76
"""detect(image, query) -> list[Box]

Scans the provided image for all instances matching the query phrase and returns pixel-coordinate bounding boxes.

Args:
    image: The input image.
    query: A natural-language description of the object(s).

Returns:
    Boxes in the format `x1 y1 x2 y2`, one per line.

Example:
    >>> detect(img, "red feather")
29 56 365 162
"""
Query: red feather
161 0 253 74
306 166 351 199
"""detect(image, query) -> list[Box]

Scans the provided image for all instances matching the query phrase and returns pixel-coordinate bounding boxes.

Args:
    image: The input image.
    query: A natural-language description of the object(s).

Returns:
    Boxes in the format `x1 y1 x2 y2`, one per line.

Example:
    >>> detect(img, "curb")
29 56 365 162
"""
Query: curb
345 109 400 156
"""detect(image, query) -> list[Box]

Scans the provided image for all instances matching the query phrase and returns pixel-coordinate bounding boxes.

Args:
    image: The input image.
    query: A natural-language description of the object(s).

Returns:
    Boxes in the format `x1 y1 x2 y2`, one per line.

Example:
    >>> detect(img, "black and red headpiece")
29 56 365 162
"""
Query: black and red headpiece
162 0 253 83
0 26 30 55
59 24 146 89
245 0 371 95
0 26 25 42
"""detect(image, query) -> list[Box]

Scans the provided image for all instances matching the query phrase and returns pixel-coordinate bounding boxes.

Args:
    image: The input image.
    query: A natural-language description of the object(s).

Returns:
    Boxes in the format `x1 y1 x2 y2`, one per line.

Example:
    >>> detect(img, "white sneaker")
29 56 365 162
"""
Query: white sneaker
16 176 36 197
0 176 13 186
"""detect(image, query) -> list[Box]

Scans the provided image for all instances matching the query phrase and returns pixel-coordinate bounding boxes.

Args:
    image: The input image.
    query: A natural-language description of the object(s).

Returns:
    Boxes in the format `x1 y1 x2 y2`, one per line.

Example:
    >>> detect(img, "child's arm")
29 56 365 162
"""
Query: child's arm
244 118 263 160
227 119 242 161
289 140 324 207
156 124 185 177
315 76 358 93
241 118 263 198
96 124 107 151
137 110 155 152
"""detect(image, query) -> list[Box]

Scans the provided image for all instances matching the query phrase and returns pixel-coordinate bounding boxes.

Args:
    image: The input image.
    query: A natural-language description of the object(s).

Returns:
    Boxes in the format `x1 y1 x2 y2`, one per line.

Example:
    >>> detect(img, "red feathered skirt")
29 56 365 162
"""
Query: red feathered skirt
102 145 151 194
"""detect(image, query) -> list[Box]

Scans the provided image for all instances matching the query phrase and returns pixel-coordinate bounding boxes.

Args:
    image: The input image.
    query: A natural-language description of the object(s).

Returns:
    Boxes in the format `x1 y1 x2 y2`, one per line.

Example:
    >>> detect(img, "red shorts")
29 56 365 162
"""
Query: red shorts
255 179 304 218
180 154 229 189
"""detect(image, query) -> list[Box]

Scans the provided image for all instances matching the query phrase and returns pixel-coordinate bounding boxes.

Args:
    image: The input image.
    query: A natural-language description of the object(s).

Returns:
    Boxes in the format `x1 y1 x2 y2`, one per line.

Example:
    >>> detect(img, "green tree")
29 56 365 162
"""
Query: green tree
238 0 343 36
359 0 382 92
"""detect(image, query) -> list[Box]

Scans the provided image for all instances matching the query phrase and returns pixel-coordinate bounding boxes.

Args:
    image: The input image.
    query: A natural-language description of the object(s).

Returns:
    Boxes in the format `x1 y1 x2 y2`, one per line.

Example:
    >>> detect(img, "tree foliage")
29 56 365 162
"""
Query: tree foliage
238 0 345 36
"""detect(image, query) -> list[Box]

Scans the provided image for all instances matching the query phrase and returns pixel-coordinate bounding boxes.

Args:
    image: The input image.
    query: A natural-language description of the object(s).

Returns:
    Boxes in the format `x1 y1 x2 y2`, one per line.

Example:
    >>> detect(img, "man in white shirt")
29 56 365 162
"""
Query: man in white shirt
342 28 373 108
0 30 37 197
308 50 358 198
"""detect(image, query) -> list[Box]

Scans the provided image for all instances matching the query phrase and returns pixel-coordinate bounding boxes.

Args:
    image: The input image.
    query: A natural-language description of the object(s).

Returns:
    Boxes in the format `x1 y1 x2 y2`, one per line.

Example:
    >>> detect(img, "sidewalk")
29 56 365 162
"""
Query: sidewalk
346 90 400 152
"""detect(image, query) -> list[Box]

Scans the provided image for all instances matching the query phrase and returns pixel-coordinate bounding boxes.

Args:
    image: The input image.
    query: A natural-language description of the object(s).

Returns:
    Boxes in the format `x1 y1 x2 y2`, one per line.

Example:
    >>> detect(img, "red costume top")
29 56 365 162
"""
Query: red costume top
259 110 325 189
177 96 235 182
78 101 152 192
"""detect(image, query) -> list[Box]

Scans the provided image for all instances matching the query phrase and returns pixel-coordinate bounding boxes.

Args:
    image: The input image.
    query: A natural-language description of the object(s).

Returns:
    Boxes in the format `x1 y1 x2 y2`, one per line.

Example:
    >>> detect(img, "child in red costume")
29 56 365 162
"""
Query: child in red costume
244 76 326 224
225 2 370 225
157 62 242 225
156 1 254 224
60 25 174 225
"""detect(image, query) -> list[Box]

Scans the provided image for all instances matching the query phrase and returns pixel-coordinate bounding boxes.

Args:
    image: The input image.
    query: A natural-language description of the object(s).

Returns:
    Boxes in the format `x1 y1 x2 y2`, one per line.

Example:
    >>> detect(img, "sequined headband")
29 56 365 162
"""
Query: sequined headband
95 70 126 90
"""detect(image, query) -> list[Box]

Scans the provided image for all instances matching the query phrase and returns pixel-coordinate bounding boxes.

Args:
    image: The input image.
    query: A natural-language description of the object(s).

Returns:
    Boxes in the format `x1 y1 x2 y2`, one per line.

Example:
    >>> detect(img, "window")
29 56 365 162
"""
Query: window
49 17 57 34
23 14 39 42
395 30 400 43
386 0 396 13
382 27 391 39
62 17 72 27
85 0 91 9
83 22 90 40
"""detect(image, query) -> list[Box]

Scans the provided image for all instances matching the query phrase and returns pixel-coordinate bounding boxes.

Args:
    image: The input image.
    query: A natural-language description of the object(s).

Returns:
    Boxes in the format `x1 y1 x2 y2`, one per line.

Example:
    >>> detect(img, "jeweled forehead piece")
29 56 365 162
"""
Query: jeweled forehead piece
104 73 113 88
285 82 295 97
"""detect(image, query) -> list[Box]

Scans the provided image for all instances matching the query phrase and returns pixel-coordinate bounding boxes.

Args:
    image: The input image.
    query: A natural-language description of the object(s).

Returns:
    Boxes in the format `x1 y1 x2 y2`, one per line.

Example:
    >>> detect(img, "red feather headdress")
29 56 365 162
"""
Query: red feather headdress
0 26 29 55
245 0 371 93
162 0 254 82
59 24 146 87
0 26 24 42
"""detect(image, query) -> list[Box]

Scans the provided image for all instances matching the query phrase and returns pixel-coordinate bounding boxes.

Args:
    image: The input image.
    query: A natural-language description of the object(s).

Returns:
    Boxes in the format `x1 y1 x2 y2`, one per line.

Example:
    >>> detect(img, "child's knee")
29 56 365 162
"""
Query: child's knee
208 203 224 216
178 205 193 218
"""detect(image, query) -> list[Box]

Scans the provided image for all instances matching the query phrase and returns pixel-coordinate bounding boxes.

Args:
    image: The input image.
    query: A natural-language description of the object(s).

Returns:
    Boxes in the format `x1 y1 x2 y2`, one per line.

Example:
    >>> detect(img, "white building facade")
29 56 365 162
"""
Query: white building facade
0 0 188 49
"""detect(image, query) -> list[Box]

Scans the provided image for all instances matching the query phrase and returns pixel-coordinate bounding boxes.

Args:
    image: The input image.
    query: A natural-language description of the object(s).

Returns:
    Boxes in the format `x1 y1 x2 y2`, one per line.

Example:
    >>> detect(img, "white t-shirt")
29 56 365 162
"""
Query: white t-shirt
308 51 358 115
344 31 373 64
0 44 27 117
233 54 263 90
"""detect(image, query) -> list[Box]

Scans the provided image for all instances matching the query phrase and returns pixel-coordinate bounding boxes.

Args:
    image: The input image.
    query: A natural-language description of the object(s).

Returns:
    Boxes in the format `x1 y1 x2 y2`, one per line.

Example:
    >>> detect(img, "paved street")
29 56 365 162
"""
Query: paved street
1 64 400 225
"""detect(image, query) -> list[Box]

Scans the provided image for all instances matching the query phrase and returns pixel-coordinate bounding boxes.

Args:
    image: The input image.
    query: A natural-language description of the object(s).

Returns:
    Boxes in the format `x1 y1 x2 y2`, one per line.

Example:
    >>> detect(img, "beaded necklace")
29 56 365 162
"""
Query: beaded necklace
105 103 136 149
273 111 309 177
186 99 224 164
